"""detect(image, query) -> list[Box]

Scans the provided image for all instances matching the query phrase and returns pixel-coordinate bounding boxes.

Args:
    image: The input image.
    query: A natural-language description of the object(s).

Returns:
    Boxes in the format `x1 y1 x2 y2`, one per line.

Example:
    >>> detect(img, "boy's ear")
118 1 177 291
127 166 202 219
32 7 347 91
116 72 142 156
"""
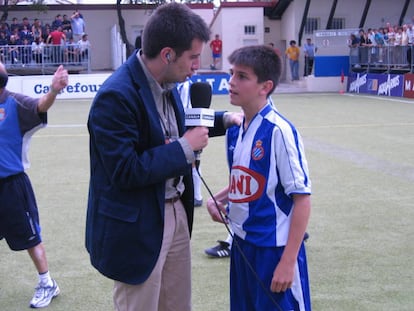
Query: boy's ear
261 80 274 95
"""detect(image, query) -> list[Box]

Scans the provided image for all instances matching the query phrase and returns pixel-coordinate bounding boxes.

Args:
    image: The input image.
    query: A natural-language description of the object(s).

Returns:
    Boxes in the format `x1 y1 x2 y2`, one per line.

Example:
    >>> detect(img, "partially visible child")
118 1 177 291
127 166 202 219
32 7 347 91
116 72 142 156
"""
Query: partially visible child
206 45 312 311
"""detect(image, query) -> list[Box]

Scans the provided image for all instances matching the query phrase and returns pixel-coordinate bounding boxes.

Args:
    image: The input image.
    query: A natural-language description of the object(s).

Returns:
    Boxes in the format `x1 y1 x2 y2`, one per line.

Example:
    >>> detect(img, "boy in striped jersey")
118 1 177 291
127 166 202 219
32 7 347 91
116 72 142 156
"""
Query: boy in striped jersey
206 45 312 311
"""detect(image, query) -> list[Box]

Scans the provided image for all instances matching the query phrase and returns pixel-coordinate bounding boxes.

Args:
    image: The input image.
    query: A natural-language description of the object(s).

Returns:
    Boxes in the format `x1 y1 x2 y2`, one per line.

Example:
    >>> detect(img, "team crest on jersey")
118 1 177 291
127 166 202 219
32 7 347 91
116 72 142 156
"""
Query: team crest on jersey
0 108 5 121
251 140 264 160
228 165 265 203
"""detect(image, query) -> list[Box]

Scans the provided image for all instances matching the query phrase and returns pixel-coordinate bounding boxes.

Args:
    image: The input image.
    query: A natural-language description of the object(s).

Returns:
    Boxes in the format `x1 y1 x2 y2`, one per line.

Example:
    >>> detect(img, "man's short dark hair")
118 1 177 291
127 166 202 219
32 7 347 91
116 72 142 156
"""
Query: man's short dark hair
228 45 282 96
142 3 210 59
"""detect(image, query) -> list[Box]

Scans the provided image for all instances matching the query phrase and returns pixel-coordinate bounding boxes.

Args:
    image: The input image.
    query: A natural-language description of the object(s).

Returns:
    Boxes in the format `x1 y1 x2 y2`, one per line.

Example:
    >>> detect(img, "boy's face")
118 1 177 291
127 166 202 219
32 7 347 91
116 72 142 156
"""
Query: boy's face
228 64 267 108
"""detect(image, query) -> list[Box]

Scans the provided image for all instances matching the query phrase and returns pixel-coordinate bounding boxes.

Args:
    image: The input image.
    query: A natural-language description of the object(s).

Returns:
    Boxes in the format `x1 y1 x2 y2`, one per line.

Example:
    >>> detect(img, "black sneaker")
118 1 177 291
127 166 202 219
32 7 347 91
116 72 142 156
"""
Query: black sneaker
304 232 310 242
204 240 230 258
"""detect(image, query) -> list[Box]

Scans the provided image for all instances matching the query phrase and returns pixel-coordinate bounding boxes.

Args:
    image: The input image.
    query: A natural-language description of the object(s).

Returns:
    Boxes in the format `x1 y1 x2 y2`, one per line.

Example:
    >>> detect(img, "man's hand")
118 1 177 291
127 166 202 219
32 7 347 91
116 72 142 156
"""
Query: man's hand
183 126 209 151
223 111 243 128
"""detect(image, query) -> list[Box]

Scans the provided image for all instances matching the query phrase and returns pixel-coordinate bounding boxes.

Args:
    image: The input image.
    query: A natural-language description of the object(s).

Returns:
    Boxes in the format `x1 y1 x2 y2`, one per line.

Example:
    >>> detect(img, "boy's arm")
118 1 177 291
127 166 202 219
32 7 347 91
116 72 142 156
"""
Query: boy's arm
270 193 311 293
206 185 230 223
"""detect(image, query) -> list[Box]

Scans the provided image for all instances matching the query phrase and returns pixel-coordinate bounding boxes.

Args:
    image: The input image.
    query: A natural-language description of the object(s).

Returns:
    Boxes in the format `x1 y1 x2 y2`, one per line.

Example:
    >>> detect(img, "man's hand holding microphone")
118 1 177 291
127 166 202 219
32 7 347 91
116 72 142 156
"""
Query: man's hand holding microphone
183 126 209 153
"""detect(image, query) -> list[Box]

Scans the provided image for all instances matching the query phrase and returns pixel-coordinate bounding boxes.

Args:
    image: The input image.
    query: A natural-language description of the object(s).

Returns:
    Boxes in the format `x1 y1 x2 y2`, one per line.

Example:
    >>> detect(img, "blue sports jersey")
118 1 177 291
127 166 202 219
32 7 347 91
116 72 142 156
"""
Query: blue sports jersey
0 90 45 178
226 103 311 247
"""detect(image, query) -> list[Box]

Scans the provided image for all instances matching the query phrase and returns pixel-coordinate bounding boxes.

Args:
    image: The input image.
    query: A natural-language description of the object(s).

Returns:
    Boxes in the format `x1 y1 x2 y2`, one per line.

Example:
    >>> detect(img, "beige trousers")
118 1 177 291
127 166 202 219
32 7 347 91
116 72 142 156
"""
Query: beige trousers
113 199 191 311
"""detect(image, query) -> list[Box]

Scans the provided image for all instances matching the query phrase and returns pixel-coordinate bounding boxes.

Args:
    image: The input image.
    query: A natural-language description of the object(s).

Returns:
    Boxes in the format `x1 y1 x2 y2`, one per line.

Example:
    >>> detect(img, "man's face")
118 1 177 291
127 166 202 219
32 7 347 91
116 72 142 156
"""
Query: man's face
166 39 203 83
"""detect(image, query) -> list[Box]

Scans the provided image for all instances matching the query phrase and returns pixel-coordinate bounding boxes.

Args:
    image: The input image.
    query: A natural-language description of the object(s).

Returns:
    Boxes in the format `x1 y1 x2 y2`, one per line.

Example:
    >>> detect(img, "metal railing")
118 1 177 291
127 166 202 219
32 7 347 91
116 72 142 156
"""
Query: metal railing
349 45 414 74
1 43 91 74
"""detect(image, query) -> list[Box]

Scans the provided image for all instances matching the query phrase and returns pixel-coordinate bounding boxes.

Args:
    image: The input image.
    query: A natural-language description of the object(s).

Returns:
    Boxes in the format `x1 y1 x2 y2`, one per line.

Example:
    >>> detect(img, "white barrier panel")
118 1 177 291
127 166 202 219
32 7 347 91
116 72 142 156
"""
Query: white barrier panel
8 73 111 99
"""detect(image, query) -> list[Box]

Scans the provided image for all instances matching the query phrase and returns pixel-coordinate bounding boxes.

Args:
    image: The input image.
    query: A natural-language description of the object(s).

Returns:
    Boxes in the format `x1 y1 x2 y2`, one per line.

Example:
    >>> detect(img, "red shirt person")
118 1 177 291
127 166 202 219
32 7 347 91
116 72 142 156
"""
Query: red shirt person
46 26 66 64
209 34 222 70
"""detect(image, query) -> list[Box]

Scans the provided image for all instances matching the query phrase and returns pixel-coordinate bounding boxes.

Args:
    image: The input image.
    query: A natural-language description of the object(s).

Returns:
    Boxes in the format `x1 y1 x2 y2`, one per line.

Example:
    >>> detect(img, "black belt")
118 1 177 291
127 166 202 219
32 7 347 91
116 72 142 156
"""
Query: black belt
165 196 181 204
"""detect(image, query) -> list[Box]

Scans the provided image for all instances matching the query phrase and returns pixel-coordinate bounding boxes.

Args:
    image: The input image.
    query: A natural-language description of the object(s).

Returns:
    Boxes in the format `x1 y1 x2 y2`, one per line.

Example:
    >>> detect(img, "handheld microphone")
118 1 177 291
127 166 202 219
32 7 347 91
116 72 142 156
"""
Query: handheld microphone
185 82 215 127
185 82 215 169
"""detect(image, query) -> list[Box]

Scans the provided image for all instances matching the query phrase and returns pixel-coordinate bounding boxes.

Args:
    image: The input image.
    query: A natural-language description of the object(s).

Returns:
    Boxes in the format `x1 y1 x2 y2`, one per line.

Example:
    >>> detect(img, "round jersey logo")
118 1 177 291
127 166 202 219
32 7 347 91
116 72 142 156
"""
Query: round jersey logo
251 140 264 161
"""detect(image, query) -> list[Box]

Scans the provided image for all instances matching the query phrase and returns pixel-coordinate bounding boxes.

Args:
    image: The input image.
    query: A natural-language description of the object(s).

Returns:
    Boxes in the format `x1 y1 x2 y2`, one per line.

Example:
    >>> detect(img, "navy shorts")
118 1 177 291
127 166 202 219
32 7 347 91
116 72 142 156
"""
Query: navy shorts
230 235 311 311
0 172 42 251
212 53 221 59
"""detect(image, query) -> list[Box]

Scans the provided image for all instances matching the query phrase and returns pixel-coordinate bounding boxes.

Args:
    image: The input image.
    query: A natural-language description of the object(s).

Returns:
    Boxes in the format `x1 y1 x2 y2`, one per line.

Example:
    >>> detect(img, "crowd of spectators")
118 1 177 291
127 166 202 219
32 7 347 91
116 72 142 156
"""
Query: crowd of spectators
0 10 90 67
349 17 414 71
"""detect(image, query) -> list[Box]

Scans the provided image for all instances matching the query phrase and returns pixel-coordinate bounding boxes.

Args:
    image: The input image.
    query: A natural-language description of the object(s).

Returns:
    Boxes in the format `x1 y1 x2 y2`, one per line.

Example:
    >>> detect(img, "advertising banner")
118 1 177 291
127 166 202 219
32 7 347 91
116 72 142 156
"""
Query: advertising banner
8 72 231 99
376 74 403 97
348 72 367 94
403 73 414 98
190 73 230 95
348 73 404 97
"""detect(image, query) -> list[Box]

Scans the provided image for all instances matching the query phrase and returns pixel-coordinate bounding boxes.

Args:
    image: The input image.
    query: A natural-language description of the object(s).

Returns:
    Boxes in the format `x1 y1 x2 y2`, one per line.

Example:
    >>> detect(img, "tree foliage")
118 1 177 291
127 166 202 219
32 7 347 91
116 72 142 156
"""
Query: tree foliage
1 0 48 22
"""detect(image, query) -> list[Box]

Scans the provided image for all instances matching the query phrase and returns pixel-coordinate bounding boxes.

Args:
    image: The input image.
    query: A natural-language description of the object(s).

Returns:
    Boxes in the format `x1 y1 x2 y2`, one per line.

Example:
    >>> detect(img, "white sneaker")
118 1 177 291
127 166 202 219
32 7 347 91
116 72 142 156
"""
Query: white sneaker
30 279 60 308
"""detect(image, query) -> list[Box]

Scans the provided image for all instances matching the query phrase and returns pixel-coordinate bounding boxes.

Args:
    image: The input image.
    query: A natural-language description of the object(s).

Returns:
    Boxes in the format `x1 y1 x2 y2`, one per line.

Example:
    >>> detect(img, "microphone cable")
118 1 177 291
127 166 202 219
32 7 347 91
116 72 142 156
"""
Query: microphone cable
195 167 285 311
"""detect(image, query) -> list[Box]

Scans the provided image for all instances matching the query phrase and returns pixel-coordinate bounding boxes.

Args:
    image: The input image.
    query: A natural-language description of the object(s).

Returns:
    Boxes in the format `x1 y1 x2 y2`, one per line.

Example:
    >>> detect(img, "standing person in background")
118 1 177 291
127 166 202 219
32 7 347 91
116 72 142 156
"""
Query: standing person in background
77 33 90 63
86 3 237 311
10 17 20 33
65 36 79 64
0 64 69 308
209 34 222 70
51 14 62 31
46 26 66 64
303 38 317 76
70 9 85 43
207 44 312 311
62 14 72 32
31 18 43 41
268 42 282 58
285 40 300 81
135 30 143 50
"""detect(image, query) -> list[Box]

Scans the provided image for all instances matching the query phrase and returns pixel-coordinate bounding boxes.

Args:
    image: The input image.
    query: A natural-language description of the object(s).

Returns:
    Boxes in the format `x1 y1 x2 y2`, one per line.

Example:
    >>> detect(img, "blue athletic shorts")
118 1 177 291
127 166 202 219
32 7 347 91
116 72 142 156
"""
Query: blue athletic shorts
212 53 221 59
230 235 311 311
0 172 42 251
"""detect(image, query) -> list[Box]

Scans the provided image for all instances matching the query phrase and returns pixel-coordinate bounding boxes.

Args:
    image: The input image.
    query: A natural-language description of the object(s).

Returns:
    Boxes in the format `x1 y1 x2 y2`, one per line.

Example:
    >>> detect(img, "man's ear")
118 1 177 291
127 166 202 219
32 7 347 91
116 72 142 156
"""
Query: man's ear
161 48 175 64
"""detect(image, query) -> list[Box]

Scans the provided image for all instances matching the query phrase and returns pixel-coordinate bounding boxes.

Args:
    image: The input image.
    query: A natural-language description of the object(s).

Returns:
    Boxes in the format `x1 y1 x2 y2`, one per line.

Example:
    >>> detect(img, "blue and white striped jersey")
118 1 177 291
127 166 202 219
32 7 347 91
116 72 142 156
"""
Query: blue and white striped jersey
226 103 311 247
0 90 45 178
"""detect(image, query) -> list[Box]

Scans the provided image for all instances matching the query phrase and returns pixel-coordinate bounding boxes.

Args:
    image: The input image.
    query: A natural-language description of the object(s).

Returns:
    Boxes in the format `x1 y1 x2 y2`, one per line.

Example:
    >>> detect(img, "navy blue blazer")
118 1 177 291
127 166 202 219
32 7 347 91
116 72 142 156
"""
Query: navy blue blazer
86 52 226 285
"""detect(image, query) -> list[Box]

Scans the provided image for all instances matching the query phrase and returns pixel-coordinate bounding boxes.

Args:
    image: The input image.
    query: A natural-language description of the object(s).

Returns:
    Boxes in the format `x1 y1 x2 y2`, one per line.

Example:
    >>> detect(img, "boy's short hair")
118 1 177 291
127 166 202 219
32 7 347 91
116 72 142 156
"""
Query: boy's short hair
228 45 282 96
142 3 210 59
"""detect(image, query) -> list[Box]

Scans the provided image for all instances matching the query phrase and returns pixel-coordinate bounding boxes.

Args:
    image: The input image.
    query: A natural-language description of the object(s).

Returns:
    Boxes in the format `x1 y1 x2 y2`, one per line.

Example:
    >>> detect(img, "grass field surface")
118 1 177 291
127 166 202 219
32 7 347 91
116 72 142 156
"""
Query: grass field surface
1 93 413 310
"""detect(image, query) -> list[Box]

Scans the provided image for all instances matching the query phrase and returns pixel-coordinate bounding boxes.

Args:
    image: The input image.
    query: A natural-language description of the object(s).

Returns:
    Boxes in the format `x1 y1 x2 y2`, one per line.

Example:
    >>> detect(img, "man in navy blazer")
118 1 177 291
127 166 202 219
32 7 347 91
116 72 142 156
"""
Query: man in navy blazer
86 3 229 311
